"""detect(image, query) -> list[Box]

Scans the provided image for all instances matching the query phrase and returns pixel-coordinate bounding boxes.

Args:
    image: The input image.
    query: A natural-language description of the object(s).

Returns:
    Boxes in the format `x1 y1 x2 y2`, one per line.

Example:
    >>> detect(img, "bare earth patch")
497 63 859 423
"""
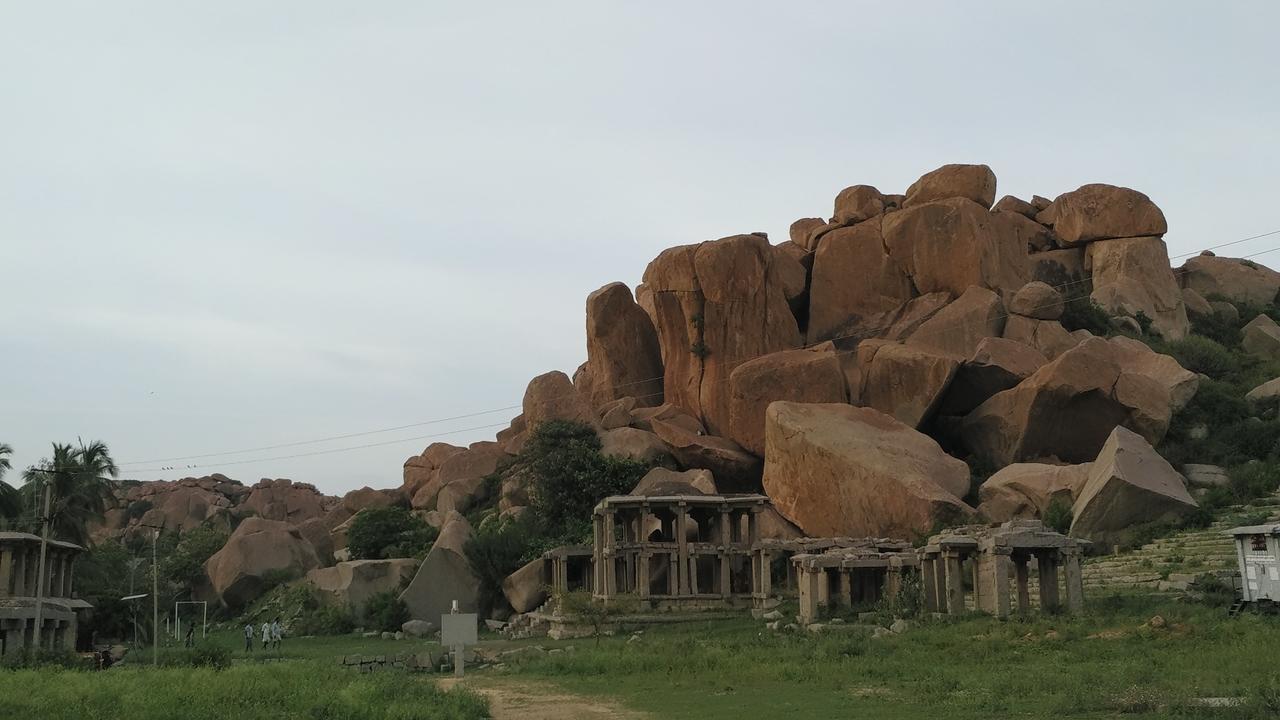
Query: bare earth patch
439 677 650 720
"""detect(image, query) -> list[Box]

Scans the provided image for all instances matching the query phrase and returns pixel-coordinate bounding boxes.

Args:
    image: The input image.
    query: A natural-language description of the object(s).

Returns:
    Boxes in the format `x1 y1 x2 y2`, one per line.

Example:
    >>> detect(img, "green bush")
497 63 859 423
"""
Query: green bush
1228 462 1280 502
1164 335 1239 378
347 506 438 560
1042 498 1073 534
363 590 409 632
0 648 91 670
292 604 355 636
161 526 229 589
525 420 651 543
464 515 537 616
1059 291 1113 336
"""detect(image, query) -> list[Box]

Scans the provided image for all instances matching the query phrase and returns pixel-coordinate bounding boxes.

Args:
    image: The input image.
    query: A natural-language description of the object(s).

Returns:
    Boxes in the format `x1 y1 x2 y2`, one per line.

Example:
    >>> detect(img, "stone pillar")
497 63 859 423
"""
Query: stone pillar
978 549 1013 618
602 511 617 598
12 548 26 596
55 554 68 598
718 509 731 598
676 506 690 596
1037 551 1060 612
797 566 817 624
885 564 902 602
944 551 965 615
637 552 651 599
920 556 938 612
970 555 981 612
837 569 853 608
1062 547 1084 614
1013 555 1031 614
748 507 760 545
591 514 605 597
66 557 75 598
759 550 772 598
0 547 12 598
667 551 678 595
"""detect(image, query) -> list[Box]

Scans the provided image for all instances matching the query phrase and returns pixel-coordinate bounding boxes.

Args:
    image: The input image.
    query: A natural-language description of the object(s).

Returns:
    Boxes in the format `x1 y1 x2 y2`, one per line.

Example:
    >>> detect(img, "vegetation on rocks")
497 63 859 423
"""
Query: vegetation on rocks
347 505 438 560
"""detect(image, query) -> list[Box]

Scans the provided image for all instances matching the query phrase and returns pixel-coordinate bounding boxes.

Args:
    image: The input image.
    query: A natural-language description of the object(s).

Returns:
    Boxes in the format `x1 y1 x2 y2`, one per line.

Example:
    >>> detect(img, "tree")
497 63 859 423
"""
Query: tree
0 443 20 521
346 506 437 560
22 440 119 545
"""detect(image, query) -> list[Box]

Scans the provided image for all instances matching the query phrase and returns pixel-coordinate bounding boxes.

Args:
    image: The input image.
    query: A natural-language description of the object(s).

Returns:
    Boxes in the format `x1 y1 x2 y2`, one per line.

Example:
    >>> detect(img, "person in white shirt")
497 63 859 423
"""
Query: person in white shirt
261 621 271 650
271 619 283 650
243 623 253 652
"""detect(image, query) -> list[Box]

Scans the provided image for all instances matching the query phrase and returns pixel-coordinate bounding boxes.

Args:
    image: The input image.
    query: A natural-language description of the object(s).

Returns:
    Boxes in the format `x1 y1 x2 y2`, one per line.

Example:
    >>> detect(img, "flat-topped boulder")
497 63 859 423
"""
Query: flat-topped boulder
903 163 997 209
1180 254 1280 307
1039 183 1167 245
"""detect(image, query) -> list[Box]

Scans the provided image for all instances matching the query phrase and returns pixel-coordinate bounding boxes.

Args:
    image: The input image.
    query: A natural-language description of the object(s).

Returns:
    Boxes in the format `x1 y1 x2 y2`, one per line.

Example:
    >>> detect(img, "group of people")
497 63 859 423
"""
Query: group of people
243 618 283 652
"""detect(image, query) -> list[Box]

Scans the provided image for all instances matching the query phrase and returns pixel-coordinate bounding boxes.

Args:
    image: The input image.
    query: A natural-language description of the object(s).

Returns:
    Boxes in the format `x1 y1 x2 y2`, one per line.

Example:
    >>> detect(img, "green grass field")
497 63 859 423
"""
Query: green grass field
5 592 1279 719
499 593 1280 719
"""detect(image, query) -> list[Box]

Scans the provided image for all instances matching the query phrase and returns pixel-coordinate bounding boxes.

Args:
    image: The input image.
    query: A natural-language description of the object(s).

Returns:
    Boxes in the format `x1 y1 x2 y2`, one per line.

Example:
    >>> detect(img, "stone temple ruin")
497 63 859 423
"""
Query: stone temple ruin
541 492 1086 628
0 532 90 654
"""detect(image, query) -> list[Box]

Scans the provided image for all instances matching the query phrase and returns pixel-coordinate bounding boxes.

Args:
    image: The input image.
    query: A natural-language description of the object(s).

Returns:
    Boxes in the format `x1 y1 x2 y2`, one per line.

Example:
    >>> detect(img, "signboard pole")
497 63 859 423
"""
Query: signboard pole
452 601 464 678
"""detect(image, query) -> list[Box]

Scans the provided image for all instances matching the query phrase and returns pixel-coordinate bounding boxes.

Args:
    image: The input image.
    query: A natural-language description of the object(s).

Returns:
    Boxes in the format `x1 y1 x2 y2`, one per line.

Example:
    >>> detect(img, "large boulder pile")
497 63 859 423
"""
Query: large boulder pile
242 478 337 525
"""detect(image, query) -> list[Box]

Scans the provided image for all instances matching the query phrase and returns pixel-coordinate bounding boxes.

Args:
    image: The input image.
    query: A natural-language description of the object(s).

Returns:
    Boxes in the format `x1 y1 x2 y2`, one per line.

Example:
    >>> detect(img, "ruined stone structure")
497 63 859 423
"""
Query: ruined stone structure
785 539 919 624
592 494 769 606
920 520 1084 618
545 545 594 597
0 532 90 654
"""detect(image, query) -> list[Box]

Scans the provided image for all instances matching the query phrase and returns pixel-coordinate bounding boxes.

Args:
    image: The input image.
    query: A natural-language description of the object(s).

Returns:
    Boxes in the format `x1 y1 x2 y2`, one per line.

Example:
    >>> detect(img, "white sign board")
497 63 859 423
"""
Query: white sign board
441 613 478 646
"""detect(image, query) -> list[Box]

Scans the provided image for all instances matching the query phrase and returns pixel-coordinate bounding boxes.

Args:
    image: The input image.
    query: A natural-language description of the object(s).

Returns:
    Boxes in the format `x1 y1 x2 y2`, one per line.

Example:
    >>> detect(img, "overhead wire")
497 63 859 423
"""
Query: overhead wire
112 226 1280 478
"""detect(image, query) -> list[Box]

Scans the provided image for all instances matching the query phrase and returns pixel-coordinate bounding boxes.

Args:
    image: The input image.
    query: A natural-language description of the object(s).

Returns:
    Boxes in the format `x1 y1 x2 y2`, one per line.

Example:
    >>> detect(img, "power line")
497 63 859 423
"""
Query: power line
115 226 1280 474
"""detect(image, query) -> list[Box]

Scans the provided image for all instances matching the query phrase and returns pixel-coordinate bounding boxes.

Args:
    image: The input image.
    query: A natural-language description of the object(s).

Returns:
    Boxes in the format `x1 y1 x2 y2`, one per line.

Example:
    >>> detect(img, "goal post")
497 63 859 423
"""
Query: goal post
173 601 209 640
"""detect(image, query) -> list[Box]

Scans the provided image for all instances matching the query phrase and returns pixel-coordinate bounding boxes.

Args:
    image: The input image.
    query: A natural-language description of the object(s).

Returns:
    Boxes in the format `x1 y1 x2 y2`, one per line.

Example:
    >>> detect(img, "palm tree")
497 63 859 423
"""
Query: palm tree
0 443 20 521
23 440 119 545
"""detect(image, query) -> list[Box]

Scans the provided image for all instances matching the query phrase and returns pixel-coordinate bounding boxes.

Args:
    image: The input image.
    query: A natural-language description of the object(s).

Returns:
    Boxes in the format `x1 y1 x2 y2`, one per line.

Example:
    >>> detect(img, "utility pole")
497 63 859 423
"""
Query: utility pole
32 475 53 651
152 528 159 666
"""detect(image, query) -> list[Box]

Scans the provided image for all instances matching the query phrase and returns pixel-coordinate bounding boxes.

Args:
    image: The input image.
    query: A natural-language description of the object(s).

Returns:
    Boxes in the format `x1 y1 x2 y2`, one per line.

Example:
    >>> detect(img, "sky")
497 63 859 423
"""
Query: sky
2 1 1279 496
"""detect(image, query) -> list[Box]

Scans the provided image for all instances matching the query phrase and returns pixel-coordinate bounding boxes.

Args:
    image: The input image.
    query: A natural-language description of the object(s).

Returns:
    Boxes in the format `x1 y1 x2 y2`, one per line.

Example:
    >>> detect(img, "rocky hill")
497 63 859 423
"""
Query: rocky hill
92 162 1280 621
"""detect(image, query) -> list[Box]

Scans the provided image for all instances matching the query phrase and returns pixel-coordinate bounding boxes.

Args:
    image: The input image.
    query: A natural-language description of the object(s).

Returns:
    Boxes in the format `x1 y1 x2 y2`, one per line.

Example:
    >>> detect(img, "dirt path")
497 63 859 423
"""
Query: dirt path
439 677 649 720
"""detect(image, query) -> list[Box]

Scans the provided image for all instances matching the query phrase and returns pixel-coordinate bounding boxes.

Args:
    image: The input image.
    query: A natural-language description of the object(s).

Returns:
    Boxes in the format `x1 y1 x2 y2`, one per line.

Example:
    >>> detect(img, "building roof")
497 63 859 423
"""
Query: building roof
1224 524 1280 537
0 531 86 552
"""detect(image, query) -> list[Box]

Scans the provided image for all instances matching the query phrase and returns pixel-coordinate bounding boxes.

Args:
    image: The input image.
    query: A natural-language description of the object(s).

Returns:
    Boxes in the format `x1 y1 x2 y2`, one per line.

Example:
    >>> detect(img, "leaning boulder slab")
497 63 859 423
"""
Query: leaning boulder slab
1070 427 1197 546
905 285 1005 360
977 463 1091 523
762 402 973 538
399 512 481 623
859 342 957 428
1242 314 1280 361
204 517 321 608
807 220 914 343
937 337 1047 416
1040 184 1167 246
650 418 762 492
585 282 665 409
1106 336 1199 411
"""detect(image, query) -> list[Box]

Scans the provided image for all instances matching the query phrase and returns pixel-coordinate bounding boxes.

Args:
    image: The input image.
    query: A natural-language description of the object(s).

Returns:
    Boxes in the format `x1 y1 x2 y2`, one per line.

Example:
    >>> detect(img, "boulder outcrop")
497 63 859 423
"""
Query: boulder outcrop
1086 236 1188 340
807 220 914 343
585 282 665 408
762 402 973 537
502 558 549 614
642 234 803 435
905 285 1005 360
242 479 335 525
1242 314 1280 360
306 559 419 617
727 345 847 455
1180 254 1280 307
1040 184 1167 246
204 517 321 608
522 371 598 429
903 163 997 209
882 198 1029 298
977 463 1090 523
630 466 717 496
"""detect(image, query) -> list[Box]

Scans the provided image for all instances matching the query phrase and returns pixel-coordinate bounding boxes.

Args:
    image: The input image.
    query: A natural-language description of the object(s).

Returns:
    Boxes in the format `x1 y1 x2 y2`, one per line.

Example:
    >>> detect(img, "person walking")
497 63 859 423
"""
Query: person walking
243 623 254 652
261 620 271 651
271 618 282 651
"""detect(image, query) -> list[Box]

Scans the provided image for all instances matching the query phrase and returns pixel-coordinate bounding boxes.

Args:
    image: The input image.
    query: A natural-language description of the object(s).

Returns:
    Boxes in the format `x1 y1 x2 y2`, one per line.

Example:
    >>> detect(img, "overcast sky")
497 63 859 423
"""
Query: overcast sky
3 1 1278 496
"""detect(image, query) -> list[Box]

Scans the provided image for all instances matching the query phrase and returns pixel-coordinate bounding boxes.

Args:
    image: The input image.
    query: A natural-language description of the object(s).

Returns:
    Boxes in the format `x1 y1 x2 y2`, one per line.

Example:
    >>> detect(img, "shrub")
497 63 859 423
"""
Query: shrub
1164 335 1239 378
1134 310 1154 336
464 515 536 617
293 604 355 636
525 420 650 543
363 590 409 632
347 506 438 560
1042 498 1073 534
0 648 91 670
161 526 229 589
124 499 153 521
1228 462 1280 502
1059 291 1112 336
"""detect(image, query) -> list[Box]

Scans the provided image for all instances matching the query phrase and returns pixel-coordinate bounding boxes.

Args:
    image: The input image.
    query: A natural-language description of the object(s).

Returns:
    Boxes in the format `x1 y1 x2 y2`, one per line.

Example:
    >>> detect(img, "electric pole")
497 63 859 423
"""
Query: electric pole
152 527 159 666
32 475 53 651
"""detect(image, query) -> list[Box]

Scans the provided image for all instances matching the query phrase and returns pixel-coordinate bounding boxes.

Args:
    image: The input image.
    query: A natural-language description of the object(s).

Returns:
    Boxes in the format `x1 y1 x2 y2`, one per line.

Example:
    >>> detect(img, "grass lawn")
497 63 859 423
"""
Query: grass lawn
498 592 1280 719
7 592 1279 719
0 662 489 720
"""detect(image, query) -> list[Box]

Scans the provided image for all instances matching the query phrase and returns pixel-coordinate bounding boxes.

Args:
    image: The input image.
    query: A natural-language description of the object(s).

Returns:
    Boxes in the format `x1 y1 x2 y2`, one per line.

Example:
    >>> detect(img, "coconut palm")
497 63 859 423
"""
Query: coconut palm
0 443 20 521
23 440 119 545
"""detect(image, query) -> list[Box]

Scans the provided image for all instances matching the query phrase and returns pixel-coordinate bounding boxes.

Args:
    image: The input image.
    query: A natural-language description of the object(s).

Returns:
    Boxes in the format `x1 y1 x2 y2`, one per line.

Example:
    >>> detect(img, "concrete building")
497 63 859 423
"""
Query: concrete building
0 532 91 654
920 520 1085 618
592 494 768 608
1225 522 1280 604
